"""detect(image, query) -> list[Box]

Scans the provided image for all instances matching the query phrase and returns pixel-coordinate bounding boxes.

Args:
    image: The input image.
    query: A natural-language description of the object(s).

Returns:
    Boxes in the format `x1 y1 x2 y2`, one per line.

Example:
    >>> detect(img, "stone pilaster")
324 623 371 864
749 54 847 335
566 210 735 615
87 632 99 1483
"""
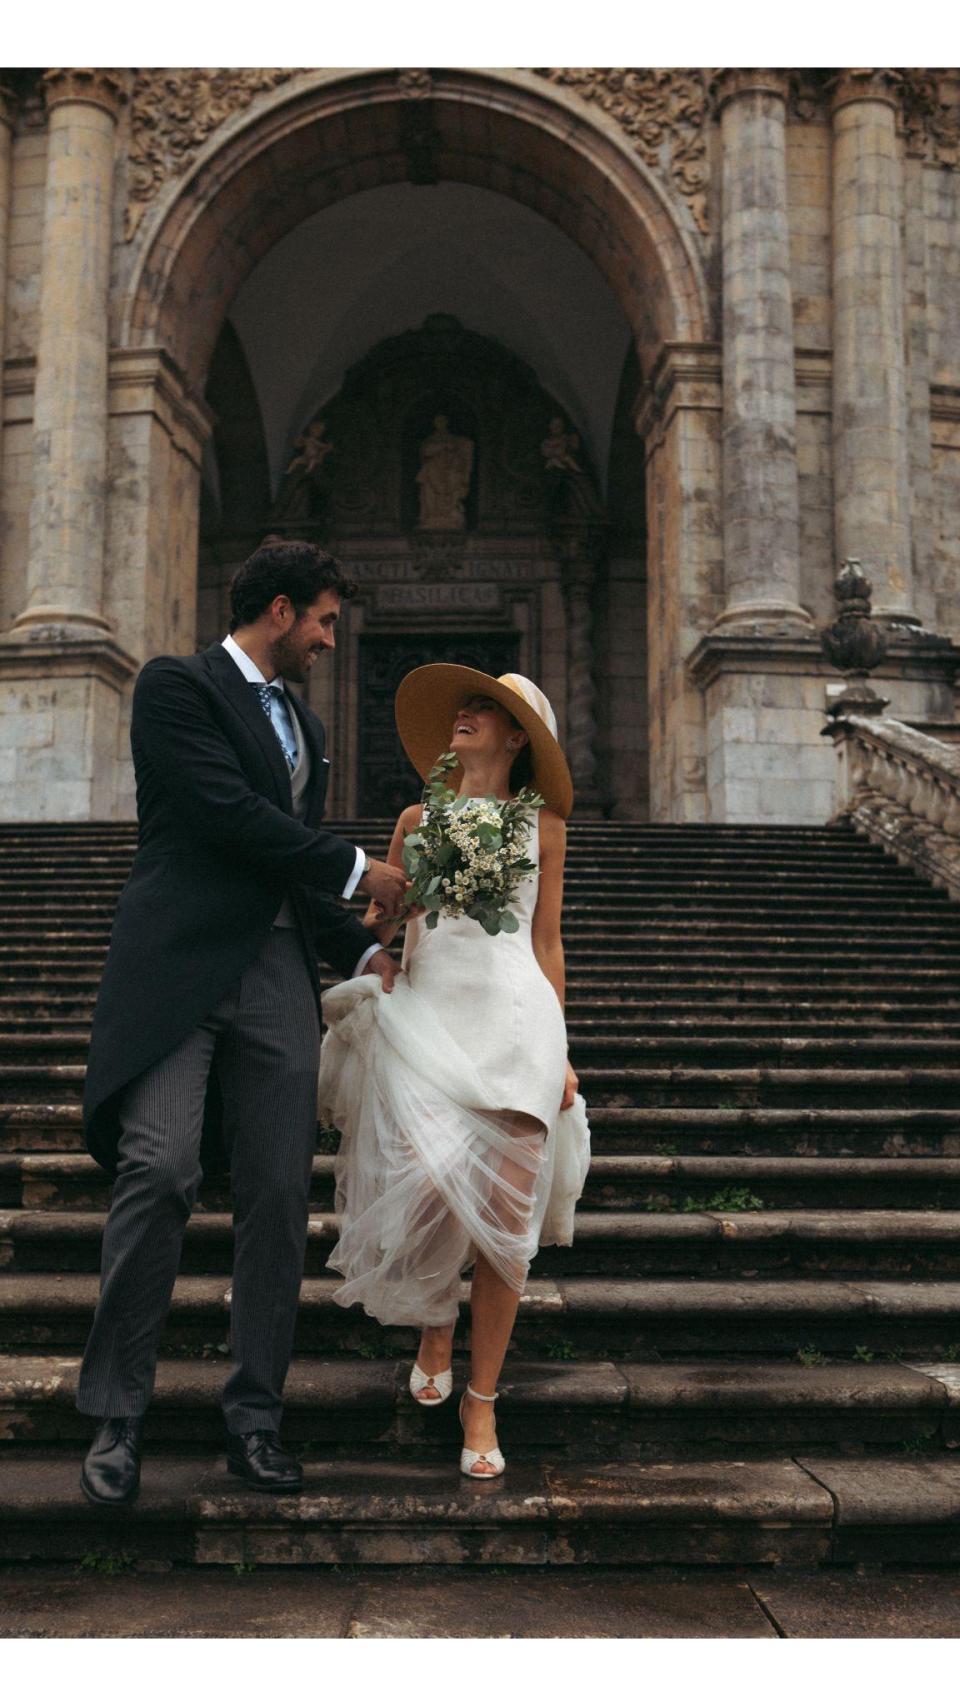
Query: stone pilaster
830 69 916 624
636 343 724 822
9 69 128 639
712 68 812 634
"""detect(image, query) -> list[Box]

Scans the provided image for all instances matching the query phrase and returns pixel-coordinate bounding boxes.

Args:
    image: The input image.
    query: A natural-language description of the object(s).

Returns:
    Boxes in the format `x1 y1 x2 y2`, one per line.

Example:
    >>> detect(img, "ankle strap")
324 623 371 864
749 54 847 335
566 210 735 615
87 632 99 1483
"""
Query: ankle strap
466 1384 498 1402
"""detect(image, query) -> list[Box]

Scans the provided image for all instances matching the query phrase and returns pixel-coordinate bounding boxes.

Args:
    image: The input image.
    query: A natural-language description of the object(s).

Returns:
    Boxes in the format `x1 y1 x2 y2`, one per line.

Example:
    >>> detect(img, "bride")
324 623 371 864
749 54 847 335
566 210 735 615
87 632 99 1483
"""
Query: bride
317 667 590 1477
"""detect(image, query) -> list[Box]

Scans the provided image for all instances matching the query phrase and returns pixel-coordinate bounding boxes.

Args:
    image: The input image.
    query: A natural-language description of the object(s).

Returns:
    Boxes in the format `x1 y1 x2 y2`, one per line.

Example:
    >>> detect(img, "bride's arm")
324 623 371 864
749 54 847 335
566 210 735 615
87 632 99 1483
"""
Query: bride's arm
532 811 578 1111
361 804 423 945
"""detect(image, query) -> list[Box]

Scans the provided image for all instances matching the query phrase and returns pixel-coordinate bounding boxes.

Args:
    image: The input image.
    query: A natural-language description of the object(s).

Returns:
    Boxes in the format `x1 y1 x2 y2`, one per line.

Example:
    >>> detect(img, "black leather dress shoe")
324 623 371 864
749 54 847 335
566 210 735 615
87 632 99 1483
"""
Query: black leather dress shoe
226 1429 303 1491
80 1417 144 1507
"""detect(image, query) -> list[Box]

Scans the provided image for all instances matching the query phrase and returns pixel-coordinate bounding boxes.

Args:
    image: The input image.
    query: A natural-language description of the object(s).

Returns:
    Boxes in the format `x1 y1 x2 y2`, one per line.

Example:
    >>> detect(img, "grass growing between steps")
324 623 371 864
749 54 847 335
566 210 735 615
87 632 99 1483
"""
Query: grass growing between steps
77 1550 136 1575
681 1187 765 1213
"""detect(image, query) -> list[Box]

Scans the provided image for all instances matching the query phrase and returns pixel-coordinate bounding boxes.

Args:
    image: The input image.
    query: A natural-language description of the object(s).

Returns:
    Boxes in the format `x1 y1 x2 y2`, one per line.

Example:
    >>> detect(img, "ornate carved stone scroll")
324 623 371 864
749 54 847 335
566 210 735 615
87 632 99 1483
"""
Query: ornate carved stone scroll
124 68 297 237
900 69 960 167
534 68 709 234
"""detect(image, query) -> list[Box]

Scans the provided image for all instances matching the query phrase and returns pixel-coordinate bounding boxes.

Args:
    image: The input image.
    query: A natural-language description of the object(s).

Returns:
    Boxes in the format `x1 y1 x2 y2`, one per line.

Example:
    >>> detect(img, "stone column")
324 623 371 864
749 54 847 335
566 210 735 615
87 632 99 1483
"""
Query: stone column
712 68 812 633
0 71 136 822
830 69 915 624
9 68 128 639
0 83 16 502
556 529 605 811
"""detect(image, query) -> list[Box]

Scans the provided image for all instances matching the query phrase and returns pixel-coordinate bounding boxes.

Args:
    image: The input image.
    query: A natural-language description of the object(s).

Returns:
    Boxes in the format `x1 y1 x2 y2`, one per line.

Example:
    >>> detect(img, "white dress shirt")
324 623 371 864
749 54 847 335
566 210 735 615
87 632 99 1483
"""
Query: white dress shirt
221 635 379 977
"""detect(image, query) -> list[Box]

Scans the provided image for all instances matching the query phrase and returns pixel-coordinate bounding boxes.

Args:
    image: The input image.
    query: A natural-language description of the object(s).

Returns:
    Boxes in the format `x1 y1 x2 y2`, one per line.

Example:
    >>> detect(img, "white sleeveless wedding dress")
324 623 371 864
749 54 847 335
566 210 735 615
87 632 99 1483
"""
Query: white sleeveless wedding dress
318 808 591 1326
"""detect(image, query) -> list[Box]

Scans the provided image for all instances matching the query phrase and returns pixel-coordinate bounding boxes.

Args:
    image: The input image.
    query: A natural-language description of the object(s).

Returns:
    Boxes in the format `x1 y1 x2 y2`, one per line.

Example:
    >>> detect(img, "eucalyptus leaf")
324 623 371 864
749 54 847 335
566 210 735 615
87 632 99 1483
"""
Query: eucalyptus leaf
499 910 519 932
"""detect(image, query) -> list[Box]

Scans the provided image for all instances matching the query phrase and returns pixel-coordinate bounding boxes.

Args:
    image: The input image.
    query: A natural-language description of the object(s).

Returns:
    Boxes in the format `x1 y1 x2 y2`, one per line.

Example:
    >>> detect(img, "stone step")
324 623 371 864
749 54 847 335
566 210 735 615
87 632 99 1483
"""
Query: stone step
589 1102 960 1150
5 1150 960 1212
571 974 960 997
4 1272 960 1359
5 990 960 1031
566 1007 960 1030
5 1066 960 1117
6 1062 960 1107
0 874 935 902
1 1354 956 1454
0 899 937 935
0 831 903 854
7 971 960 1027
0 866 934 893
5 994 959 1046
4 1100 960 1158
4 1206 960 1279
9 996 960 1057
2 905 956 939
9 1448 960 1568
0 823 885 840
5 924 958 965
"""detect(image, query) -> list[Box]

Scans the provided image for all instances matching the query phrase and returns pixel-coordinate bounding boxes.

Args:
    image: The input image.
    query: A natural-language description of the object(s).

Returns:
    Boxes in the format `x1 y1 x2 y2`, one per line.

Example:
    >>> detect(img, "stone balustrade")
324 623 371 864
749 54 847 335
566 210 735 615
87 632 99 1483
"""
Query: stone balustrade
824 709 960 900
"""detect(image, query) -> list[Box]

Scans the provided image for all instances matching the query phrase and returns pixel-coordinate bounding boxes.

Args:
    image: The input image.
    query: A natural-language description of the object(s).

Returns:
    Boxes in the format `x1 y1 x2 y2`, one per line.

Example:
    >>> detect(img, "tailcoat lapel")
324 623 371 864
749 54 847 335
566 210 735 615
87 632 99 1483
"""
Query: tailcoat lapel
203 643 293 811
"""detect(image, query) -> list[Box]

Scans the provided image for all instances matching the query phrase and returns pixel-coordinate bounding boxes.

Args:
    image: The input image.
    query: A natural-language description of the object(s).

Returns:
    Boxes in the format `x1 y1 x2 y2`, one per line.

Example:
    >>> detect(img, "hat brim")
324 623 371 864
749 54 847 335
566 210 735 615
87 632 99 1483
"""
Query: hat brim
394 664 574 819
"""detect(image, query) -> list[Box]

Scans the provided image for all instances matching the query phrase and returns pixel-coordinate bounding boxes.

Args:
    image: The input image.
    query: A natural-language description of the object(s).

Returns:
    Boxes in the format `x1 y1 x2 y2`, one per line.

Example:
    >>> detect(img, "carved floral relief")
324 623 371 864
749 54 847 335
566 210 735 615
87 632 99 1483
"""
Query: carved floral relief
124 68 298 237
534 68 710 233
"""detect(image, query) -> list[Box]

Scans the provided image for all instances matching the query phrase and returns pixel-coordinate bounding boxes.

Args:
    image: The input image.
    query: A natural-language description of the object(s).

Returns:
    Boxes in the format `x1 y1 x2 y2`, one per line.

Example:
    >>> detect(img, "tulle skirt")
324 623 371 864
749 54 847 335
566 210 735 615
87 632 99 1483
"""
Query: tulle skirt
317 974 590 1327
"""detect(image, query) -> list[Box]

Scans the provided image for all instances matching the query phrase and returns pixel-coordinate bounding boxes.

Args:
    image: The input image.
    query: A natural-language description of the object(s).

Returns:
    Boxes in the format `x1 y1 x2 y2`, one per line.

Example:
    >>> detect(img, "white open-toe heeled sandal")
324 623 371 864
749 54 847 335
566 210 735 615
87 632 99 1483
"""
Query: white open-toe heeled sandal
409 1362 453 1406
459 1384 505 1478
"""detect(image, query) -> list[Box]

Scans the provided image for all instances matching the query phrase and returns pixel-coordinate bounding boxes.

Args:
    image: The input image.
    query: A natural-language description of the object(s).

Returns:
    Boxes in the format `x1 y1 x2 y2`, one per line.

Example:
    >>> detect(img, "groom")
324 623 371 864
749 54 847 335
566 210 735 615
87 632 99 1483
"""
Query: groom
77 536 405 1505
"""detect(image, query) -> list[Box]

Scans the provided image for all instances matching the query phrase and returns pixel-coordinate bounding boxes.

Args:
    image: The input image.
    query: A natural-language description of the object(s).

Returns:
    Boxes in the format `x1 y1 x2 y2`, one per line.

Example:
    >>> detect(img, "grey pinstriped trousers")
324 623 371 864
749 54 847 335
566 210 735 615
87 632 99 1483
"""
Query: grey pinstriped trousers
76 930 321 1434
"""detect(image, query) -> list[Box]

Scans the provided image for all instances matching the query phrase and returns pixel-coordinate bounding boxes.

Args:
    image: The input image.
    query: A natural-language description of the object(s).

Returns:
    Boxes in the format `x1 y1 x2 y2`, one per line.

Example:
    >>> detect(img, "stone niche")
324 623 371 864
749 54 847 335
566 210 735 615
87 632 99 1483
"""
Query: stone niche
200 314 614 818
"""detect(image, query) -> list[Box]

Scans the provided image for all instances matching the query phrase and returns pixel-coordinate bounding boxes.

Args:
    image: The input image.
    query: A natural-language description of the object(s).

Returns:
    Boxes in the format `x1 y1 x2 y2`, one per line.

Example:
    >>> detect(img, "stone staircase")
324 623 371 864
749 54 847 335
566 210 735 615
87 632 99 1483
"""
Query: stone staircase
3 819 960 1569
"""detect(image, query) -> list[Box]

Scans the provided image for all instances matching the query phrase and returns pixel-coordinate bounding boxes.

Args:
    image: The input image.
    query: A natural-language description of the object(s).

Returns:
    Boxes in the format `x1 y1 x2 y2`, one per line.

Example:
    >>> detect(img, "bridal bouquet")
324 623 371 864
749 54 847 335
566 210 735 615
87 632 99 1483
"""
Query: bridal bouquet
400 752 544 936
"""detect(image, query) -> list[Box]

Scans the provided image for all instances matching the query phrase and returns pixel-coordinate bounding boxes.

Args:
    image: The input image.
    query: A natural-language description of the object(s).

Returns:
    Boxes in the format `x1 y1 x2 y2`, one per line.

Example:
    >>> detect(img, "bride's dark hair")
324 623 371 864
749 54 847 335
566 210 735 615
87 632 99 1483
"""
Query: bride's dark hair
508 714 535 791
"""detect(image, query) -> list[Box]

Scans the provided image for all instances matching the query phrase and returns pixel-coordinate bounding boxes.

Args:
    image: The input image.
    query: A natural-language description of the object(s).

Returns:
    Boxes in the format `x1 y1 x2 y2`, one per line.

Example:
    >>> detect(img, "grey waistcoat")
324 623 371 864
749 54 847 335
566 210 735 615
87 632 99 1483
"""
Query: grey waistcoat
273 699 312 928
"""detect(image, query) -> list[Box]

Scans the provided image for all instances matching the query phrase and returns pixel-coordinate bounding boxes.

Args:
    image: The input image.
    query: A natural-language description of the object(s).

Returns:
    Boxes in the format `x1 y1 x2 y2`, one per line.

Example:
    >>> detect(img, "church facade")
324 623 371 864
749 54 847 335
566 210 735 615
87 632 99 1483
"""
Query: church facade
0 66 958 825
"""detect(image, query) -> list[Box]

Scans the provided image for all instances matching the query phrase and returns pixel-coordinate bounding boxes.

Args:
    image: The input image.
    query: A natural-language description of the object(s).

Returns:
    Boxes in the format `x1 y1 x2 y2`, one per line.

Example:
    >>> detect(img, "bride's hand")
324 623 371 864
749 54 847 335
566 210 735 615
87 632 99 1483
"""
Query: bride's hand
560 1059 578 1111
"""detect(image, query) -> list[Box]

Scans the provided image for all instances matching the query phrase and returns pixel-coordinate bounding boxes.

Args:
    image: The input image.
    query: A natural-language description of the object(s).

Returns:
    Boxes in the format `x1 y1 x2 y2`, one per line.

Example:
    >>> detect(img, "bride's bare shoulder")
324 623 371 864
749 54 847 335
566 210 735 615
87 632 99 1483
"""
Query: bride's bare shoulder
397 803 424 832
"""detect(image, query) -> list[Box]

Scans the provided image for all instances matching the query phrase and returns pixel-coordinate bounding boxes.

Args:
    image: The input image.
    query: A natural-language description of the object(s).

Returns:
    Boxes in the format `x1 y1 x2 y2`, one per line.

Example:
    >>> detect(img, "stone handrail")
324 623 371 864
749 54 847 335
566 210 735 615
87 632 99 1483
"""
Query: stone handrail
823 710 960 900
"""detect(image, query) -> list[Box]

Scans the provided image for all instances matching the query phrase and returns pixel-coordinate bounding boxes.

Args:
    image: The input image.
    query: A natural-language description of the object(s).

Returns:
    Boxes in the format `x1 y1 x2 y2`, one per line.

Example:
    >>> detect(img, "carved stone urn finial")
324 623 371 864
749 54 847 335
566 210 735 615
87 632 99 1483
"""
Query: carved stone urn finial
822 557 890 719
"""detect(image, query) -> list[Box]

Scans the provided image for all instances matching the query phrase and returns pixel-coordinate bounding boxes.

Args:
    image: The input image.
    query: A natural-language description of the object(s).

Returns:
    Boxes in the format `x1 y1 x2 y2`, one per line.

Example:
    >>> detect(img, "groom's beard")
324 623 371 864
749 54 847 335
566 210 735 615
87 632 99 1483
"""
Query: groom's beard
271 625 313 683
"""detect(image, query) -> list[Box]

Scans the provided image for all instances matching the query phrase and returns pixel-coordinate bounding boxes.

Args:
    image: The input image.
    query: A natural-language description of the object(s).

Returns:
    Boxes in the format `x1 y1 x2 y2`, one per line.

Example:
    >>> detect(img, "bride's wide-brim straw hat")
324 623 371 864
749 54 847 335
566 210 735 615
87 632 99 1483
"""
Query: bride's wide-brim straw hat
395 665 574 819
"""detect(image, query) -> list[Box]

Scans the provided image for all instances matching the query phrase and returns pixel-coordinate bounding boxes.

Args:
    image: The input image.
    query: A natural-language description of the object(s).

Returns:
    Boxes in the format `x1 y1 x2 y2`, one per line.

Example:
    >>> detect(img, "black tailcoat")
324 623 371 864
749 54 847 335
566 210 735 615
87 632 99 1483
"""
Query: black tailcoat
83 643 377 1174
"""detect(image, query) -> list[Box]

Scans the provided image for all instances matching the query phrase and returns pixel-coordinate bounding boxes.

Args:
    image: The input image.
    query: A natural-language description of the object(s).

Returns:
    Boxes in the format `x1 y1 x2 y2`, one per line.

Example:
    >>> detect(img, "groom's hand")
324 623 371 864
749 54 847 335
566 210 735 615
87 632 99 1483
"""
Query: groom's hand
368 949 400 993
357 859 408 913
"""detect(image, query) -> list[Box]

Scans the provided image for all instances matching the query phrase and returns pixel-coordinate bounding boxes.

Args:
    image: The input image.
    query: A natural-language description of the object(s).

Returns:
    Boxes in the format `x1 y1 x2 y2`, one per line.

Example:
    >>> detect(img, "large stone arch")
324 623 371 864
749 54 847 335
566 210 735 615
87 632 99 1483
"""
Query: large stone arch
105 68 719 820
121 68 710 386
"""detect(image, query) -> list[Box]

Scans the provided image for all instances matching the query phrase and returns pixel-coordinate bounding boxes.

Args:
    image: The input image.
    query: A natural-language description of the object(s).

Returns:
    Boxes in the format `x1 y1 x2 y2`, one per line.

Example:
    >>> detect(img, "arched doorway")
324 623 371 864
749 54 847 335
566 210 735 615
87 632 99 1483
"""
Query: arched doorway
195 179 643 815
115 68 714 821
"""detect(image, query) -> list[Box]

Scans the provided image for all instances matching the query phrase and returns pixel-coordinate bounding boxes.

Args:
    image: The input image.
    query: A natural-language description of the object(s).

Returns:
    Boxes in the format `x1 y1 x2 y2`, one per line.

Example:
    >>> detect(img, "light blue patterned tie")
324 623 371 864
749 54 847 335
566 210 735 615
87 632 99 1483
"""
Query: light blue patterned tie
253 682 297 772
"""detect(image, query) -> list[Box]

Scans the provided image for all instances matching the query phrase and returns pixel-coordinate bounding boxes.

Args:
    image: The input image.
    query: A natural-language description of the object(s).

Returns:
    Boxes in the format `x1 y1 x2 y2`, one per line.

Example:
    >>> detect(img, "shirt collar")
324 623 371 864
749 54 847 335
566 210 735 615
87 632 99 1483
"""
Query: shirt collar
221 633 283 690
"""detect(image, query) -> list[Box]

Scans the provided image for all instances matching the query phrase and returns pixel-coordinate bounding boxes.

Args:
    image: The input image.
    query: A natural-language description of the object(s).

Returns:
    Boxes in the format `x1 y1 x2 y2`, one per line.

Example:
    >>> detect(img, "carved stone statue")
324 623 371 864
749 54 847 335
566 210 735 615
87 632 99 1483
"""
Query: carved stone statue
541 415 582 474
541 414 603 520
287 420 333 481
271 421 334 523
416 414 474 530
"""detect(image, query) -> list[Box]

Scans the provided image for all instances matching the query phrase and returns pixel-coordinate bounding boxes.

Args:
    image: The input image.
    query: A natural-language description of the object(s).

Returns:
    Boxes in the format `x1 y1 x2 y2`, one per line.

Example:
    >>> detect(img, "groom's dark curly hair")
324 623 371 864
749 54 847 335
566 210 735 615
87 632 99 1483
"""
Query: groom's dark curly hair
229 536 358 630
